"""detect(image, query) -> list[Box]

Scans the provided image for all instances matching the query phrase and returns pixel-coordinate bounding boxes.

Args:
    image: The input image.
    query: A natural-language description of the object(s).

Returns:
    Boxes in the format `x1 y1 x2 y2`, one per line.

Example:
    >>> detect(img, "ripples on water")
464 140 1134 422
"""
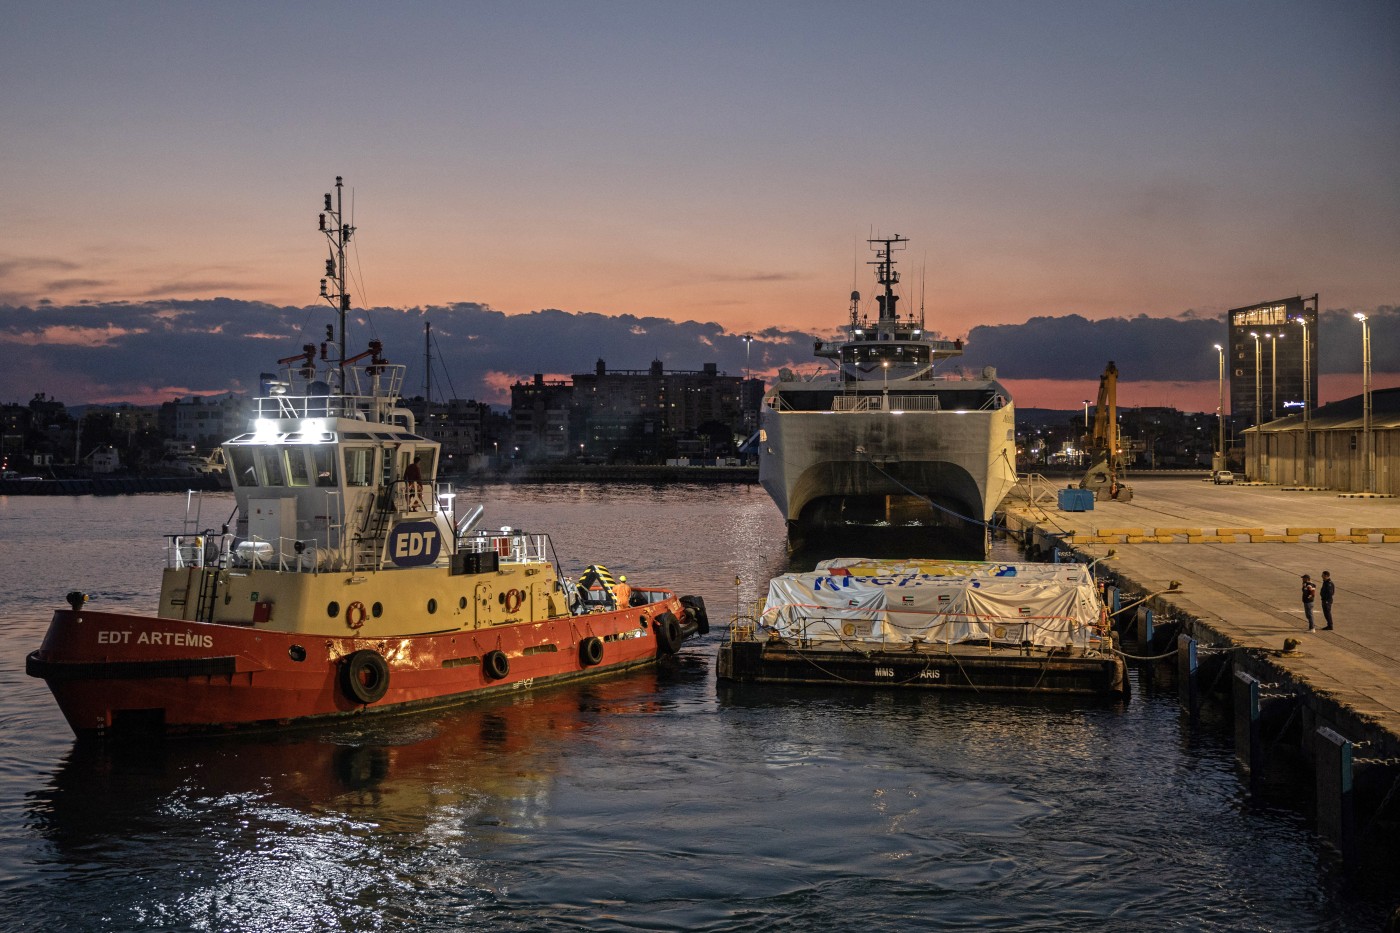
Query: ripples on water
0 487 1393 931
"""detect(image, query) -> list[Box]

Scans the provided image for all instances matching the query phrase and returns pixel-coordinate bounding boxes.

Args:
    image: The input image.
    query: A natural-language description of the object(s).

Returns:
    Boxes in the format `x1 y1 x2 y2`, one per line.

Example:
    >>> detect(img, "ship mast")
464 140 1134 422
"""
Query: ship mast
868 235 908 327
318 176 355 393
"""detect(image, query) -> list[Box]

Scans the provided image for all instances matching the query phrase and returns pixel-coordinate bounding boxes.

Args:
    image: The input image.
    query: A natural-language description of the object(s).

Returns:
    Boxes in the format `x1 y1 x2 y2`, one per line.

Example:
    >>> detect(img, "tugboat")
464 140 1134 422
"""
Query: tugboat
27 177 708 739
758 235 1017 556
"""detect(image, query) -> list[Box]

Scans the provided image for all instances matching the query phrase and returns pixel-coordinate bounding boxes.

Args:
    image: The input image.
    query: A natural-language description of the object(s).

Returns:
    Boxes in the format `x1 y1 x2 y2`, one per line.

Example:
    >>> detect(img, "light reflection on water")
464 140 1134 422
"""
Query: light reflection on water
0 487 1394 931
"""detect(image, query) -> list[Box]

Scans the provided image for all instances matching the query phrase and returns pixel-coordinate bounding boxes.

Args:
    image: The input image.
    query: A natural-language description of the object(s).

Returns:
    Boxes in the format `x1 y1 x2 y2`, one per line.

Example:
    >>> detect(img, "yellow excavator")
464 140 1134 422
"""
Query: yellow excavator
1080 361 1133 501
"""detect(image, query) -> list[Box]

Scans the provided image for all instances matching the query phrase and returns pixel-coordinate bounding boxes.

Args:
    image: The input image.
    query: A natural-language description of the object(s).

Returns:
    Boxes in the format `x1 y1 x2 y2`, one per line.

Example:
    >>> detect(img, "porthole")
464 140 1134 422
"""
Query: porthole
458 596 467 610
327 601 340 618
427 598 438 614
288 645 306 662
372 602 384 618
497 592 505 605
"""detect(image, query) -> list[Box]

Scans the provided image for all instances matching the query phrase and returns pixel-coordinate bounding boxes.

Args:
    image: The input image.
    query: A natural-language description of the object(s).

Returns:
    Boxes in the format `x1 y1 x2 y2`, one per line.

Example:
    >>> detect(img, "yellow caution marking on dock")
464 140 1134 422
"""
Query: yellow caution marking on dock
1351 527 1400 536
1286 527 1336 536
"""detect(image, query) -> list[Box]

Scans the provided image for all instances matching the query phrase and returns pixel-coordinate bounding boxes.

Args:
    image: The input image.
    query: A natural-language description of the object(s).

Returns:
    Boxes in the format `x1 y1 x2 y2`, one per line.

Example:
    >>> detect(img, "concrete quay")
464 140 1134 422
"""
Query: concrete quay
1003 474 1400 753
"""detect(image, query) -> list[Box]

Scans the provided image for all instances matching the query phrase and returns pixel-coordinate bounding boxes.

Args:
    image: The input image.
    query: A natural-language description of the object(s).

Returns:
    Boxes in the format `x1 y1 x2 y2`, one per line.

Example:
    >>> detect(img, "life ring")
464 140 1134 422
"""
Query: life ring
345 601 367 630
483 649 510 680
341 649 390 704
653 611 682 655
502 589 524 614
680 594 709 635
579 636 604 667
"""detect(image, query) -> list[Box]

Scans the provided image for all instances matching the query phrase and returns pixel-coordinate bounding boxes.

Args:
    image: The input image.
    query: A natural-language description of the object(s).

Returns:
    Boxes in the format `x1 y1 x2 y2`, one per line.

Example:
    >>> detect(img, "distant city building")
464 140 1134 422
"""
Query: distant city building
507 360 760 463
510 375 575 461
1227 295 1318 431
160 394 251 449
407 396 493 470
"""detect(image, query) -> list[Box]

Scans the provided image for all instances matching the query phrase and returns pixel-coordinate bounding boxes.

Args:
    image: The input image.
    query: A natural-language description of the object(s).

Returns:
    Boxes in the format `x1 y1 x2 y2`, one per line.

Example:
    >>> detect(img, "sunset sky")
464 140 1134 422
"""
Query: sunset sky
2 1 1396 411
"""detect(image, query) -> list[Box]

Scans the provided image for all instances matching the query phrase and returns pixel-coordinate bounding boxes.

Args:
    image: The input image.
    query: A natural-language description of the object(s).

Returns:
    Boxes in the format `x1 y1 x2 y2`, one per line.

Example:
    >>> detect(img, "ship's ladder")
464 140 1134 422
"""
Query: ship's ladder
355 486 396 570
193 566 219 623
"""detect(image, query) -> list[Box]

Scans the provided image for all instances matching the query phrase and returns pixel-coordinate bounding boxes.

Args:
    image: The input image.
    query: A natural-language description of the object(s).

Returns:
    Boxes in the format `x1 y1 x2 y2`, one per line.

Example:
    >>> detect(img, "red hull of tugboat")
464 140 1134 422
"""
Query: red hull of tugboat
28 600 696 738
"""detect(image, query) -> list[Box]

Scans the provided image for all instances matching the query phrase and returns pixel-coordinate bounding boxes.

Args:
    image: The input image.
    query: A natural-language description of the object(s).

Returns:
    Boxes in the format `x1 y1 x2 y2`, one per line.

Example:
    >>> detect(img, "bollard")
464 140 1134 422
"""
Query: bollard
1177 634 1199 721
1314 726 1355 859
1233 671 1261 786
1135 605 1155 650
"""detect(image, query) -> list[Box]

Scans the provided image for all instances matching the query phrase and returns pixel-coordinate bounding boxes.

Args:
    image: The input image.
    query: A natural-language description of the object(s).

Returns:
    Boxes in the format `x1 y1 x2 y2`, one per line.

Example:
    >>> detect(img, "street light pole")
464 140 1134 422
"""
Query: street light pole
1083 399 1090 429
1269 332 1282 420
742 335 753 379
1356 313 1373 492
1296 316 1311 485
1249 332 1262 427
1213 344 1225 473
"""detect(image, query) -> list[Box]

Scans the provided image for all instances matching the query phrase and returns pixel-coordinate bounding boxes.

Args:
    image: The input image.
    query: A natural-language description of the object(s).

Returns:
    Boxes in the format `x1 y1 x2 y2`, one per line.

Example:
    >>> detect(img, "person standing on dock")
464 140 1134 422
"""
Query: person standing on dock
1320 571 1335 630
1301 574 1318 632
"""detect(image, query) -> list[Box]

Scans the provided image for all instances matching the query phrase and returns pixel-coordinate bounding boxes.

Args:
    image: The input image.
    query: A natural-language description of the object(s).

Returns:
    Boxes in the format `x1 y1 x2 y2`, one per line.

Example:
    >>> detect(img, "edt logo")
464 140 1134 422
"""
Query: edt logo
389 521 440 567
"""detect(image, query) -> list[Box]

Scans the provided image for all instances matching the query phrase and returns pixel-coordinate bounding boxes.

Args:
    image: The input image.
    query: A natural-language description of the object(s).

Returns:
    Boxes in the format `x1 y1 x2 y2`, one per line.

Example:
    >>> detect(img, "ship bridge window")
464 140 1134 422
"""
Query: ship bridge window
285 447 312 487
256 448 287 486
314 446 338 486
345 448 374 487
842 345 930 365
229 446 260 487
412 448 437 480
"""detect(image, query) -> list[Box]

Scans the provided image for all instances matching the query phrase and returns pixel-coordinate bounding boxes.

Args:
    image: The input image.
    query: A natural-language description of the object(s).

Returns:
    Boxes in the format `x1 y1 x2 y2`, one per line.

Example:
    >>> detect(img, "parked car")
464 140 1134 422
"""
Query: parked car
1212 470 1235 485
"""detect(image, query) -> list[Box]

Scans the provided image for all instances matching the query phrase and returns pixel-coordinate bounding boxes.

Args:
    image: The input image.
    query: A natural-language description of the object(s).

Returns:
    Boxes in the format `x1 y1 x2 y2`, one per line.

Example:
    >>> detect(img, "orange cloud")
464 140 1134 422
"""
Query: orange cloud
0 324 146 347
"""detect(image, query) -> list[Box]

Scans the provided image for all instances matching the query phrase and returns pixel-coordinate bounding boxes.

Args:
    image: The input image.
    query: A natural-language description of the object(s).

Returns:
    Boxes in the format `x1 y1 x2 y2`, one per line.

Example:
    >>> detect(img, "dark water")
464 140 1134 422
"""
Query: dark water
0 486 1393 931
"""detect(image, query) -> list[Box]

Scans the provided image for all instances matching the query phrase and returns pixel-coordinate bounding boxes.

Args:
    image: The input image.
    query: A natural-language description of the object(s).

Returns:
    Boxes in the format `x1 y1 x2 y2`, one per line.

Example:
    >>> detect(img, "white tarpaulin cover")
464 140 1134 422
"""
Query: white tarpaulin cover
760 558 1106 649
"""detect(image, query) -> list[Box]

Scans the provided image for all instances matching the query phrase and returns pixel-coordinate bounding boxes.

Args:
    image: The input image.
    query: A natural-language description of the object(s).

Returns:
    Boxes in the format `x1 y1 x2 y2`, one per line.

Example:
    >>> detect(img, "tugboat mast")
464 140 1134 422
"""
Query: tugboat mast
318 176 354 393
868 234 907 326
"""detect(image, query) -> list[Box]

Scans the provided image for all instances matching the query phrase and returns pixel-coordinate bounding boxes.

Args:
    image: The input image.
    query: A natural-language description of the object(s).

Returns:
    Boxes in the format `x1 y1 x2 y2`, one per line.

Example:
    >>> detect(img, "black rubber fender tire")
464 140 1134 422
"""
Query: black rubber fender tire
680 594 709 635
341 649 390 704
579 635 604 667
653 611 682 655
483 649 510 681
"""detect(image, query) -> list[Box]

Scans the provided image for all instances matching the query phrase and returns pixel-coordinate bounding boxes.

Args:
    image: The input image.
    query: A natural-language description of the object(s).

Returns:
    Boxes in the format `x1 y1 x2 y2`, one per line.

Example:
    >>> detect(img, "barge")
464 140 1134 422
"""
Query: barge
717 558 1127 697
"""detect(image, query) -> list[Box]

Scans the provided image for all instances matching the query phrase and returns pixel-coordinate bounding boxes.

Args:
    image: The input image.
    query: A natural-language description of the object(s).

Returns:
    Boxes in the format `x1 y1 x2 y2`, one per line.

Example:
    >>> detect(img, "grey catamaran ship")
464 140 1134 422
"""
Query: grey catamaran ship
758 235 1017 556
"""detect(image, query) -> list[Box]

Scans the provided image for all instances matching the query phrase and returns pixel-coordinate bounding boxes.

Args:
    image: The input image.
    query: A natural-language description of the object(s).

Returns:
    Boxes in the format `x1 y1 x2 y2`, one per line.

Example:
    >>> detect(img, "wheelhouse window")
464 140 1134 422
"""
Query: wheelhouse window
256 448 286 486
314 446 338 486
229 447 259 487
842 344 930 366
285 447 312 487
344 447 374 487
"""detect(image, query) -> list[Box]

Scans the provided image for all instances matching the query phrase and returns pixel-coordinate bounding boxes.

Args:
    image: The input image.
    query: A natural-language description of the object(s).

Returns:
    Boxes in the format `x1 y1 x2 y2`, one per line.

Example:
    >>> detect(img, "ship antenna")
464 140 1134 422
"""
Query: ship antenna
318 175 354 393
920 253 927 328
867 233 908 326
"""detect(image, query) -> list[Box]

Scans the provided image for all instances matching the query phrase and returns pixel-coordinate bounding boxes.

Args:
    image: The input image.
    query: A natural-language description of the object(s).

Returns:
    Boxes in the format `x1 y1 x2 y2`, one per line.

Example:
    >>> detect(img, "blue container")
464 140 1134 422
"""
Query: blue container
1057 488 1095 512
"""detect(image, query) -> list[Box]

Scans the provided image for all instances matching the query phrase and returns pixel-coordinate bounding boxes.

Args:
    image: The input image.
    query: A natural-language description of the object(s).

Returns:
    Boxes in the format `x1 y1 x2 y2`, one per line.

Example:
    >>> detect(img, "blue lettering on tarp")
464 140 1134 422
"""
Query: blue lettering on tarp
389 520 441 567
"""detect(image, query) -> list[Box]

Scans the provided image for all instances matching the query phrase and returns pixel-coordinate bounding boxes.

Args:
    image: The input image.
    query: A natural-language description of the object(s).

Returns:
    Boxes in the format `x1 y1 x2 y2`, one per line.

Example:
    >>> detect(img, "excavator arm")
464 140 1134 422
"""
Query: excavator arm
1080 361 1133 501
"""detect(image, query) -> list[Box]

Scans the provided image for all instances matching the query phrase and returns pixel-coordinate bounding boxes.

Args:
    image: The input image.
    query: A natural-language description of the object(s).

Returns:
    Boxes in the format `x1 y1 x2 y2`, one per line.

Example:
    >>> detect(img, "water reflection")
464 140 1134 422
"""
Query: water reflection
25 667 687 931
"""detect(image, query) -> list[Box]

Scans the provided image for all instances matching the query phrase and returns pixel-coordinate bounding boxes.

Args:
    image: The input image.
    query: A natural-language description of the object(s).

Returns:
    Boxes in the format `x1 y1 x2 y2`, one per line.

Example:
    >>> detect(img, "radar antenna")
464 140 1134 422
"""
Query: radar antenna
318 176 355 393
867 235 908 325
